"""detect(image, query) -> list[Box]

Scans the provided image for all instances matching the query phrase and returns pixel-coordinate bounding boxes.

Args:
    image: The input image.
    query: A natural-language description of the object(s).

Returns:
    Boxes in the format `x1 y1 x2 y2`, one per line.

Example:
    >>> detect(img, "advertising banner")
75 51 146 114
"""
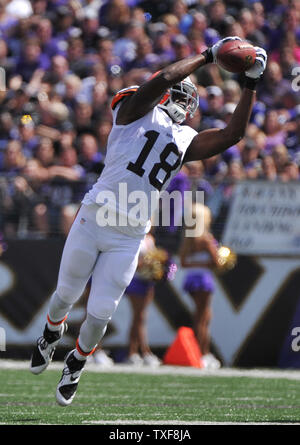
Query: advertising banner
222 180 300 255
1 240 300 368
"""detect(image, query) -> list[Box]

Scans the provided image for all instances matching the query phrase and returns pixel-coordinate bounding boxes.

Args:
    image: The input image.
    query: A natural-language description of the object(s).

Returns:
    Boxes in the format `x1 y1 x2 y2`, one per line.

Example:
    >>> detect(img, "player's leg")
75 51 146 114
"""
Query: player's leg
30 206 100 374
56 235 142 406
55 313 108 406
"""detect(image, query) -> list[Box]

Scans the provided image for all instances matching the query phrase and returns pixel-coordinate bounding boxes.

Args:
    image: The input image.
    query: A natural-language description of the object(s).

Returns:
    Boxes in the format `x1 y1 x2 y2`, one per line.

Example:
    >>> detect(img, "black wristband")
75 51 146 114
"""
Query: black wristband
202 48 213 64
244 76 259 91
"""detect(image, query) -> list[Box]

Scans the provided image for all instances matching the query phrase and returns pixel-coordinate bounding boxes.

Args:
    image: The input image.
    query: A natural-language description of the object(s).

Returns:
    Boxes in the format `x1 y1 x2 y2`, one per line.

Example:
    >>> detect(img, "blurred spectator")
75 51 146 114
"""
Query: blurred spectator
258 61 291 109
78 133 104 175
37 146 86 237
271 143 290 176
99 0 131 36
17 118 40 158
124 35 161 71
241 138 261 178
0 0 298 242
36 18 66 59
202 154 228 183
53 5 77 43
62 73 83 111
152 24 176 65
286 107 300 155
224 17 245 39
171 0 193 35
188 11 220 48
73 100 94 134
160 13 181 38
172 33 193 61
260 154 278 181
0 38 15 80
281 160 300 181
95 118 112 156
264 110 287 153
58 124 77 151
0 0 19 39
113 20 145 68
98 37 122 73
0 139 26 174
67 37 92 78
79 7 100 52
15 37 51 83
208 0 229 36
92 81 109 118
0 112 17 151
34 137 56 168
222 79 241 104
51 54 70 81
201 85 225 129
238 8 266 47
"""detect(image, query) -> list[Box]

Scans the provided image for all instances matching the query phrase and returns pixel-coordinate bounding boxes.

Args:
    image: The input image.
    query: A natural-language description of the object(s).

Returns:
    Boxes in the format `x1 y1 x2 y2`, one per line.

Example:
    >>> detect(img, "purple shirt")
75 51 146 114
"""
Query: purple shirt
16 53 51 82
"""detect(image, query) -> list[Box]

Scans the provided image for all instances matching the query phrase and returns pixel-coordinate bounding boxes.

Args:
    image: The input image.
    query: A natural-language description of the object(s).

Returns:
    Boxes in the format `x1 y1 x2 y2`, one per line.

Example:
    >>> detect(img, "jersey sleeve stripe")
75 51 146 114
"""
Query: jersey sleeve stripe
111 88 138 110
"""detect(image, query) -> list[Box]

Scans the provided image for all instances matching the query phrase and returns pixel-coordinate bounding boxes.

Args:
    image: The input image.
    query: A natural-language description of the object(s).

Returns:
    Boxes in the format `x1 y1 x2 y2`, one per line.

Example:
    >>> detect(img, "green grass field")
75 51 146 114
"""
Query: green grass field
0 365 300 425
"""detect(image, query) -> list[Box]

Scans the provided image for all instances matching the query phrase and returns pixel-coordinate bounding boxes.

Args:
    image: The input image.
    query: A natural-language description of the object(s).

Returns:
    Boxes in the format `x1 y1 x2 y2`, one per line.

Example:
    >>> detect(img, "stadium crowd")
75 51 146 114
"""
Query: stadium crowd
0 0 299 242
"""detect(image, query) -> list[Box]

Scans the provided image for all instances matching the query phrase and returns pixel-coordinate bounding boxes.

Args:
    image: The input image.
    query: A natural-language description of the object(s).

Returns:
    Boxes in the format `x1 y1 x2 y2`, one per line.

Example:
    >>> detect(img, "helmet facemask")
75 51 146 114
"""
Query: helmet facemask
158 77 199 124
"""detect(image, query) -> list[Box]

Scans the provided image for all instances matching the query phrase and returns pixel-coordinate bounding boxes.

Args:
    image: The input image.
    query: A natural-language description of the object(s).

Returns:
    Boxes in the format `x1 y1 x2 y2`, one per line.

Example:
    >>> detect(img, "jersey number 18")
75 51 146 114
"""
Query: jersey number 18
127 130 182 191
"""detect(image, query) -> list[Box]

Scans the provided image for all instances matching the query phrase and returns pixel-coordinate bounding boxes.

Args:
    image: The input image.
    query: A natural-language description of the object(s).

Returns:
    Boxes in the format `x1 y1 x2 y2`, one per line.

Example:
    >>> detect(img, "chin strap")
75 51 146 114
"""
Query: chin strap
168 103 186 123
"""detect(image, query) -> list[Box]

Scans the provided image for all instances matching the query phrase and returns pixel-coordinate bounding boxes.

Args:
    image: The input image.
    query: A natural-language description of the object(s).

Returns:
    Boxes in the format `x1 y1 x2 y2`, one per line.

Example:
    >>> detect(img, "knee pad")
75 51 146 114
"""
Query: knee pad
87 294 121 320
48 291 73 322
56 282 83 304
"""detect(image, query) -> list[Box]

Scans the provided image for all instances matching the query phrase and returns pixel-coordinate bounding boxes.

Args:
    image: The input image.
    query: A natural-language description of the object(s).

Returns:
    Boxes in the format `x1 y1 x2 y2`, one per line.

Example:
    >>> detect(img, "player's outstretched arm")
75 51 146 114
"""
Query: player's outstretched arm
183 87 255 162
117 37 241 125
117 55 207 125
183 46 267 163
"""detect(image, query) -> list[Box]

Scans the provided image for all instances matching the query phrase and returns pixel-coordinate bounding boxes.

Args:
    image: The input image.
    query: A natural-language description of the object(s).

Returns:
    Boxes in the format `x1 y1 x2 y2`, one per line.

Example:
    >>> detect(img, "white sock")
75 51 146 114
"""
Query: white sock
74 314 109 360
47 292 72 331
74 348 88 361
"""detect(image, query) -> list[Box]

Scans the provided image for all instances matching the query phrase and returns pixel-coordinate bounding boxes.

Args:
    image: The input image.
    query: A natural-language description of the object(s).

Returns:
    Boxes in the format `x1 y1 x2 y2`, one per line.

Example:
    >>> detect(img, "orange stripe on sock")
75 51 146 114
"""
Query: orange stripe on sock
47 314 67 326
76 339 96 357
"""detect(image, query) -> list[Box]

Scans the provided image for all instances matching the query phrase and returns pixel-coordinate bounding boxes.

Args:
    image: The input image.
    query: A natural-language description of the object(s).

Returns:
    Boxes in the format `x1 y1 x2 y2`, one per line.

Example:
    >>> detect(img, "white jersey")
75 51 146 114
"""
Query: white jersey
82 88 197 236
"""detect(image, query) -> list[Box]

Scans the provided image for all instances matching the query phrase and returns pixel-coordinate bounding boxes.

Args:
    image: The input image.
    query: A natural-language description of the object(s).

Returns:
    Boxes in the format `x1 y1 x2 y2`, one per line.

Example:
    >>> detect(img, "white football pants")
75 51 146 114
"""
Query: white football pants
55 203 143 320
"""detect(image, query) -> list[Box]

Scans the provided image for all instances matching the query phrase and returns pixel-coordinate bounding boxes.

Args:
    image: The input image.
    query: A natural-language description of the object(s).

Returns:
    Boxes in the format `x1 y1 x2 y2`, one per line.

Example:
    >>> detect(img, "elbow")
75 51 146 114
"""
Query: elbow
156 70 177 88
223 128 244 147
232 133 244 146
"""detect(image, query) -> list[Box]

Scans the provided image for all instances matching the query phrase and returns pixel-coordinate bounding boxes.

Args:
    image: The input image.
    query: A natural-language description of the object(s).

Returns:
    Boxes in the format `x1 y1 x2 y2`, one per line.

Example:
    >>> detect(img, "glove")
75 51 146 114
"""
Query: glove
245 46 267 79
205 36 243 64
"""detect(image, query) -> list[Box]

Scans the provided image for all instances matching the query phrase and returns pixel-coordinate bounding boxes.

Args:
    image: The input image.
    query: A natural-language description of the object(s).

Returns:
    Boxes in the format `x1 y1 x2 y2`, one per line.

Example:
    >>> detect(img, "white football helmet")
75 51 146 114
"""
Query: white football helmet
158 76 199 124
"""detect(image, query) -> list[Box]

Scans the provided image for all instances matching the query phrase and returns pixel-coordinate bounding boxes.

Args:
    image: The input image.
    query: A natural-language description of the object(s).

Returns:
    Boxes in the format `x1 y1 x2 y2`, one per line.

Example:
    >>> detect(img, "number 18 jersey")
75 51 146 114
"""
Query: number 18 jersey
82 89 198 236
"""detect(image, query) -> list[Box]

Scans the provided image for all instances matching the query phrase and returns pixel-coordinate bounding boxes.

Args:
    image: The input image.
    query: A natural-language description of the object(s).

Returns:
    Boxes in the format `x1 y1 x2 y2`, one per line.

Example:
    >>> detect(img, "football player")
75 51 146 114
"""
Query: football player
30 36 267 406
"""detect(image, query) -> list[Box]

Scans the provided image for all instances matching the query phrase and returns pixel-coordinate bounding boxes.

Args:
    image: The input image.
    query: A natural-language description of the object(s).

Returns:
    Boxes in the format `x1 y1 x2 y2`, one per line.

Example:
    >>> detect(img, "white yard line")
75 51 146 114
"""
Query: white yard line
1 359 300 381
84 420 300 425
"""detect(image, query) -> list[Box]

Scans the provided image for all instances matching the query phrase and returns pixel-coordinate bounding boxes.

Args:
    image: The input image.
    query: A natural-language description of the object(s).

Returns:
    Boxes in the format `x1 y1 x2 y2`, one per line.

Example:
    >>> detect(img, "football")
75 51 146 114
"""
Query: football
217 40 256 73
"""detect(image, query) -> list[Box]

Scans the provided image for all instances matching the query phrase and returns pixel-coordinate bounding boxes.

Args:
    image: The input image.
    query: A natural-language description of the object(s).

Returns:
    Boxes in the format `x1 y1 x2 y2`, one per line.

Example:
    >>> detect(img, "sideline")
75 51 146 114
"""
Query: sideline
1 359 300 381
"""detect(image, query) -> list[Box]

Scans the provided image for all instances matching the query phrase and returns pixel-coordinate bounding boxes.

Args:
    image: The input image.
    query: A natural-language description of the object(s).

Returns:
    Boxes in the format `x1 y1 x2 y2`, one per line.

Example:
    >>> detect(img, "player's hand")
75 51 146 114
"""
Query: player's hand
210 36 243 64
245 46 267 79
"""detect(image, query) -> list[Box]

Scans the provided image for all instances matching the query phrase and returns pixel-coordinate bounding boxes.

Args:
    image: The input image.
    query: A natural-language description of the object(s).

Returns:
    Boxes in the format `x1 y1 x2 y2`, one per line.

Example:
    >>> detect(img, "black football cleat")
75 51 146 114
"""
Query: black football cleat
56 350 86 406
30 323 67 375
